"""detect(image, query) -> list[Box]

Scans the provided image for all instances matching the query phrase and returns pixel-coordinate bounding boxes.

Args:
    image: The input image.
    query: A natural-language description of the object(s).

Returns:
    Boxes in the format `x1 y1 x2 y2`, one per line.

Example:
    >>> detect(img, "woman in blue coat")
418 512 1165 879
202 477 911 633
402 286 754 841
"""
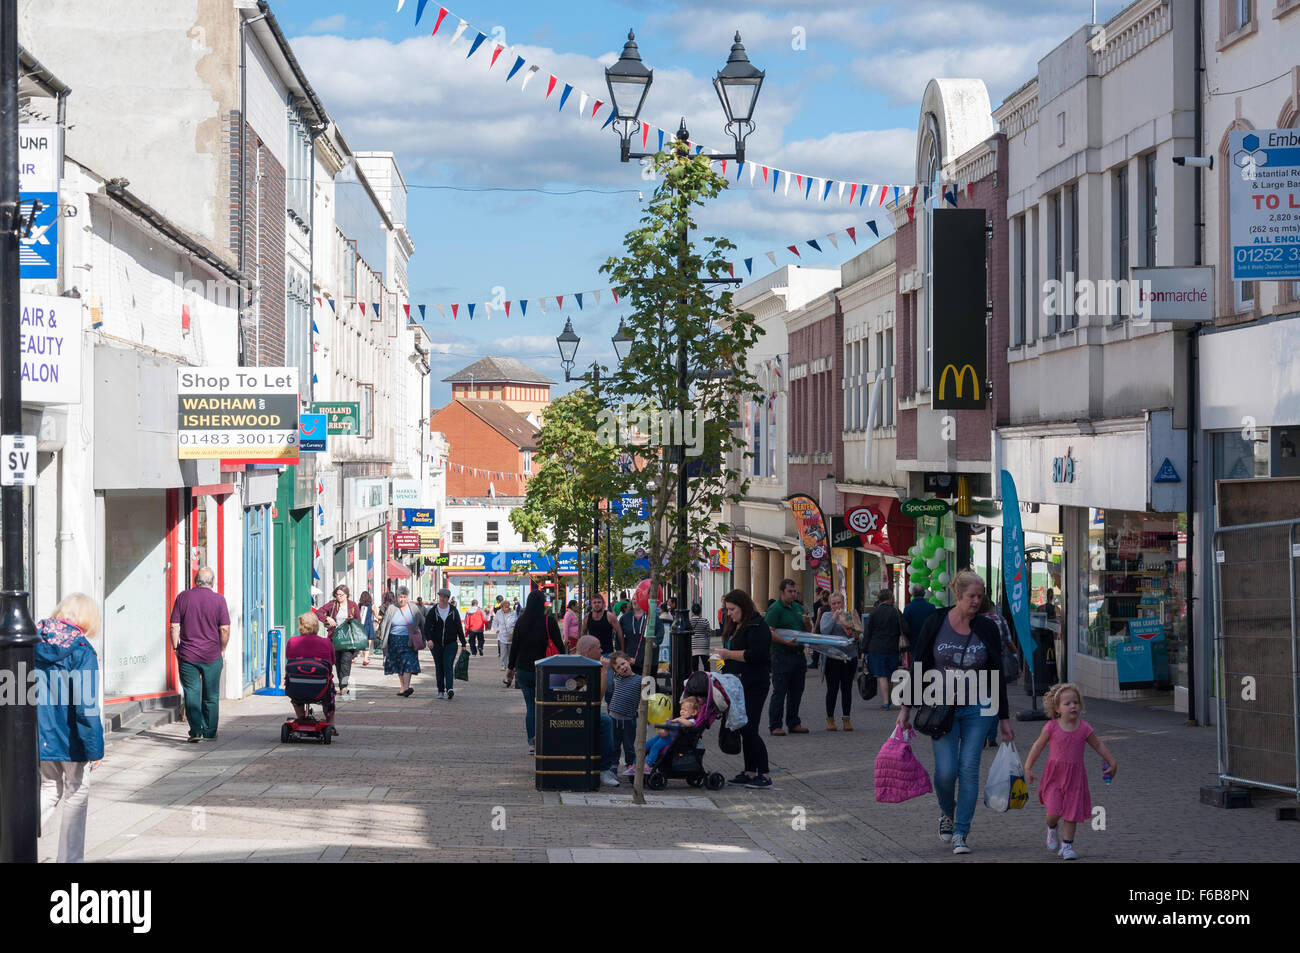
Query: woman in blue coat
36 592 104 863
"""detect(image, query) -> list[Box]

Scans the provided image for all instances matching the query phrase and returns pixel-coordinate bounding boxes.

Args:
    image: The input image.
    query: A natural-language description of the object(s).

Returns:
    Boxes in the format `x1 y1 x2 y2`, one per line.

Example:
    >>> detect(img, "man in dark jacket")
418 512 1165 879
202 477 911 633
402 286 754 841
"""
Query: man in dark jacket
902 584 937 643
423 588 464 699
865 589 908 709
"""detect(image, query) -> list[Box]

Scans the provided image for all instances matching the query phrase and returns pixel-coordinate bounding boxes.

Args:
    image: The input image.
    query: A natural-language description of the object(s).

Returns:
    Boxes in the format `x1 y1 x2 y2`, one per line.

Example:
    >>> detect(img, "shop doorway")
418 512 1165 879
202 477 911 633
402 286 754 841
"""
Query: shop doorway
103 491 172 699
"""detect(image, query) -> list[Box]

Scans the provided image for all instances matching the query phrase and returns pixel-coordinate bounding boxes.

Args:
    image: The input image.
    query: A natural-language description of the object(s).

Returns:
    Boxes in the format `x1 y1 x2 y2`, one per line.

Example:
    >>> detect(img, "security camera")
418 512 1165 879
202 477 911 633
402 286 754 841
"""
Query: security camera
1172 156 1213 168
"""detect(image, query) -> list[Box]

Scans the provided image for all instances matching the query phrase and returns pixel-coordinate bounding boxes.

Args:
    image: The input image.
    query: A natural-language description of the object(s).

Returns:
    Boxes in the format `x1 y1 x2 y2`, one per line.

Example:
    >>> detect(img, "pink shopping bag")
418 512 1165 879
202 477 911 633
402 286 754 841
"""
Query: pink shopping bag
873 726 933 803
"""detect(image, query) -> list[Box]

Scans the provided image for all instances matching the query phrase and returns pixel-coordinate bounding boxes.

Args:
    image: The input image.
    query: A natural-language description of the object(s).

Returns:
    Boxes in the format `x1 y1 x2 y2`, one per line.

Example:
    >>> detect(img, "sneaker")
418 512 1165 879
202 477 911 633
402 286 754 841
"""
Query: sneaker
1058 842 1077 860
790 725 810 734
601 769 621 787
623 765 637 777
1046 827 1060 851
938 815 954 842
186 734 201 743
770 728 787 736
952 834 971 855
447 689 454 699
438 691 445 699
729 773 753 786
746 775 772 788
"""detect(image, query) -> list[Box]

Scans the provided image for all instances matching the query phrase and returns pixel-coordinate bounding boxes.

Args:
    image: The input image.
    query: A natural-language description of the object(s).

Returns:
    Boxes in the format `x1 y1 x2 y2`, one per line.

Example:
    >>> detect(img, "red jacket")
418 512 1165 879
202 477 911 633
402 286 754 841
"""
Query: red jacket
465 609 486 631
316 600 360 629
287 632 335 665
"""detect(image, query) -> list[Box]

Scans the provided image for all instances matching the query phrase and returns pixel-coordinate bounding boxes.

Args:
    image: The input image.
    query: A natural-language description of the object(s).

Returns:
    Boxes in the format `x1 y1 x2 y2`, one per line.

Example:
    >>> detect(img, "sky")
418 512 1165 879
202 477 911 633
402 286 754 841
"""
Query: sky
270 0 1131 407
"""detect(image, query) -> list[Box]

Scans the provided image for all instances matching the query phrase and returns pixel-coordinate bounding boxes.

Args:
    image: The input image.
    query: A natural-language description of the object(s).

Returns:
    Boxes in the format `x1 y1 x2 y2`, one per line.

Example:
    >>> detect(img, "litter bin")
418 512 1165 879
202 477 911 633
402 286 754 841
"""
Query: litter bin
534 655 602 791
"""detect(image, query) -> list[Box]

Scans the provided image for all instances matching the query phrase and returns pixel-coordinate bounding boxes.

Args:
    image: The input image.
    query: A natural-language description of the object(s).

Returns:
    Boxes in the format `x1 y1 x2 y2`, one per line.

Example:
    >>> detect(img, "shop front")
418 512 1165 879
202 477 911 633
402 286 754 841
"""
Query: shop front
832 496 916 612
444 550 579 610
998 412 1188 704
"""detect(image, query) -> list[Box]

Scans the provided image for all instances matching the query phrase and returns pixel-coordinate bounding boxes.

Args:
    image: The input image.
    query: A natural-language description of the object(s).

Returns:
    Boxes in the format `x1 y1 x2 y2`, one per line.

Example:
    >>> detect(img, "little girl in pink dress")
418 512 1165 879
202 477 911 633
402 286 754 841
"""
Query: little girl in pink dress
1023 683 1118 860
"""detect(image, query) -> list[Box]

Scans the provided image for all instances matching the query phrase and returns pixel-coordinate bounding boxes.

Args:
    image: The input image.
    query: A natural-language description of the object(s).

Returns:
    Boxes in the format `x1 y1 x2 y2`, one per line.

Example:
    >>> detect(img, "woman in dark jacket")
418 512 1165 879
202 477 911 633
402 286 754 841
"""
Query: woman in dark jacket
897 570 1013 855
507 590 566 752
713 588 773 789
36 592 104 864
316 585 362 696
865 588 908 709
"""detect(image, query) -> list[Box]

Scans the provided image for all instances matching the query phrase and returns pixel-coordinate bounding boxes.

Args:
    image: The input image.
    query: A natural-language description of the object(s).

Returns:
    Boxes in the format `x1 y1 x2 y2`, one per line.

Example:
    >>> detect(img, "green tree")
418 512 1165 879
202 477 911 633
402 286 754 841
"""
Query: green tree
599 138 763 800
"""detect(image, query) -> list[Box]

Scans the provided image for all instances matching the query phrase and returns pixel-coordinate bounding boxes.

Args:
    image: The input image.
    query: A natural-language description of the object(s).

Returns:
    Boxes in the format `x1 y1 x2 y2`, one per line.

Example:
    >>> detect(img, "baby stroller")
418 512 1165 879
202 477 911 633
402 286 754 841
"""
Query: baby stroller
281 656 336 744
645 671 731 792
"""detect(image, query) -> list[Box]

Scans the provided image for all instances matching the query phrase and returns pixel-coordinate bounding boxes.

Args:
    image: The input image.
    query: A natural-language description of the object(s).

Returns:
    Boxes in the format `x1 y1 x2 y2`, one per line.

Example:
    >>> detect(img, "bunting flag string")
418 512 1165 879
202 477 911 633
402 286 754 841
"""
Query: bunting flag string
402 4 913 208
328 214 888 321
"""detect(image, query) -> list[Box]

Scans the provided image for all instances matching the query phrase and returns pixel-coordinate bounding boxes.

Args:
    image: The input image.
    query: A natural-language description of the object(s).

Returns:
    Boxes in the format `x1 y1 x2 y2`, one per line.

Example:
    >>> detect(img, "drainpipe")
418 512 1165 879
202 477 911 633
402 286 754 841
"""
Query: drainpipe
1185 0 1204 726
238 12 267 362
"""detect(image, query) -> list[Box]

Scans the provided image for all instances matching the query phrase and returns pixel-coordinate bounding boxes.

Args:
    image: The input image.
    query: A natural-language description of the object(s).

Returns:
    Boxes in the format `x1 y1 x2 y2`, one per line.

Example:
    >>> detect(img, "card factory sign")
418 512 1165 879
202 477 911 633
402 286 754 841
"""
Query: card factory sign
177 367 299 460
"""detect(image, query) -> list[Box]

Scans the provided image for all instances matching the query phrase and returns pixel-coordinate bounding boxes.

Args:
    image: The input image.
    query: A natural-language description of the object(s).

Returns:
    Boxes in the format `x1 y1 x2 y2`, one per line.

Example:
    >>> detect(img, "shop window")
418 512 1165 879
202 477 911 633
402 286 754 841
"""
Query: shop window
451 521 464 544
487 521 499 543
1212 429 1269 479
1083 509 1187 690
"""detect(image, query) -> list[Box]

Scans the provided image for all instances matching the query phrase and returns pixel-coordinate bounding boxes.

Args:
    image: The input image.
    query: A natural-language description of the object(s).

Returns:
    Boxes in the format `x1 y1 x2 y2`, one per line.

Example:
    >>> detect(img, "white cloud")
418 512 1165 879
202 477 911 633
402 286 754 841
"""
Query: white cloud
304 14 347 34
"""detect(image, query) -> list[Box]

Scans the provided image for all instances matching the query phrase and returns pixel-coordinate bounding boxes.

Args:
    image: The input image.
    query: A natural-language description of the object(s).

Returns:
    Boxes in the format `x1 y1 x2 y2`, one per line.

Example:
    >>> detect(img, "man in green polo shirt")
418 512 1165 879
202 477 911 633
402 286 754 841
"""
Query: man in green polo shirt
765 577 812 735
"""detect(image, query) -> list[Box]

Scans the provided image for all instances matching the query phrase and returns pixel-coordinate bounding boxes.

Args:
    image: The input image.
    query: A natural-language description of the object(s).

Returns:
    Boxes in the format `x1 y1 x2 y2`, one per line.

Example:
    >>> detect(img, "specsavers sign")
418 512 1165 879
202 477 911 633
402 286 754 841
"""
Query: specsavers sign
177 367 299 460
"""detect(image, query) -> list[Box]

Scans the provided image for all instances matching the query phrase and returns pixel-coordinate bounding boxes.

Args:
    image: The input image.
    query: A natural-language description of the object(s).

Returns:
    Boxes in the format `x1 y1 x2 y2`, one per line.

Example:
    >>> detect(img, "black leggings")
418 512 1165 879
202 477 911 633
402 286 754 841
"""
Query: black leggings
823 657 856 717
740 676 770 775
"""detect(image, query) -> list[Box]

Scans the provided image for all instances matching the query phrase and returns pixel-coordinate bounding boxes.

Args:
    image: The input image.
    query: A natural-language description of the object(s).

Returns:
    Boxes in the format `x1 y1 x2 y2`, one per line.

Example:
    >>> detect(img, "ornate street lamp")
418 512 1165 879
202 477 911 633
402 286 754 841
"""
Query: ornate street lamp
713 32 764 163
556 317 580 382
611 317 634 363
605 29 653 163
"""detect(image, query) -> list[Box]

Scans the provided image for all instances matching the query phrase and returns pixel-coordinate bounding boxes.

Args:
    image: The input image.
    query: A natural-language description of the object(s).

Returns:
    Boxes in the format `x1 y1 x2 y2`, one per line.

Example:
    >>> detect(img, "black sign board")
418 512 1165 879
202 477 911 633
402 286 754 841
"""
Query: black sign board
931 208 988 410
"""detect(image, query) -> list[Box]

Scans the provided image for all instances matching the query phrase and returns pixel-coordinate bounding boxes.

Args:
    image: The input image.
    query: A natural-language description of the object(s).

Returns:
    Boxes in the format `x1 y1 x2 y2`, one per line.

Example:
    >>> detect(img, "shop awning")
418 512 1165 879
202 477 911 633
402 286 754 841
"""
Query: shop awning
386 558 412 579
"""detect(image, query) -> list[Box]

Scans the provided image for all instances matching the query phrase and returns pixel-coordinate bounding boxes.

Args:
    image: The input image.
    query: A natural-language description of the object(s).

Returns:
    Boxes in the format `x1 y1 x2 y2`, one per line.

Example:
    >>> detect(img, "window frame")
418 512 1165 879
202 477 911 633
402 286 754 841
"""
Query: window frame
451 521 464 544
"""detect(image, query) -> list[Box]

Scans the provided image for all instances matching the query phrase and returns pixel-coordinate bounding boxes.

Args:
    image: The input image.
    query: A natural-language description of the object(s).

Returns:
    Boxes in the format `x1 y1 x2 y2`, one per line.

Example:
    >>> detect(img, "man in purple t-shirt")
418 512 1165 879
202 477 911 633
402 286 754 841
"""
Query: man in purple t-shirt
169 567 231 742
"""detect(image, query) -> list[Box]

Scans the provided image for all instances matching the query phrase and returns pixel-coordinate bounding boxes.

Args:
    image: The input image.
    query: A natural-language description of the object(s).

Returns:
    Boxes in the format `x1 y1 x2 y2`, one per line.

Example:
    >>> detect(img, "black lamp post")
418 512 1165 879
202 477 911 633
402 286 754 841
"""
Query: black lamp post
605 29 761 709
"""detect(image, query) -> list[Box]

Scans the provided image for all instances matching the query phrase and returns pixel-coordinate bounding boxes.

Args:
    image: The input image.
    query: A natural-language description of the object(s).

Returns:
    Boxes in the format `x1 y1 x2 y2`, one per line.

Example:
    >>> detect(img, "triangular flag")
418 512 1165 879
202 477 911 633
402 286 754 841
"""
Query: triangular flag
578 91 588 114
504 301 511 317
592 290 600 305
520 65 541 92
467 302 476 319
182 303 191 331
762 166 768 184
879 186 888 205
449 19 468 45
849 184 858 205
807 239 822 253
359 302 366 315
372 301 380 315
906 207 916 224
558 83 573 111
846 227 857 245
743 258 753 274
490 43 505 68
805 176 813 199
397 0 406 12
728 263 735 278
431 5 448 33
327 299 335 311
748 162 756 185
415 0 430 26
451 304 458 319
658 128 665 152
967 182 975 199
721 159 727 176
601 111 615 131
838 181 846 202
435 304 446 318
611 288 619 304
314 296 322 307
735 160 744 182
545 74 557 99
786 244 800 258
796 174 803 189
519 299 527 316
311 318 319 334
538 298 546 313
556 295 563 309
866 220 879 237
467 32 486 58
923 185 932 202
506 56 525 82
860 184 869 206
823 180 834 201
771 169 780 193
642 122 650 150
766 251 777 266
591 99 603 117
575 293 583 310
418 304 426 321
402 304 410 320
694 144 703 155
894 186 901 205
826 233 839 250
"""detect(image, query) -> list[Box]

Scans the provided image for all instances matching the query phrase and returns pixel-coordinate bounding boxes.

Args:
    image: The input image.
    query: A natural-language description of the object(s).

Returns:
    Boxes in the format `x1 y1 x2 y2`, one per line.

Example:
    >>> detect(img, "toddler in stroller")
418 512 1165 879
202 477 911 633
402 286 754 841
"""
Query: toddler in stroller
282 611 338 744
644 672 730 791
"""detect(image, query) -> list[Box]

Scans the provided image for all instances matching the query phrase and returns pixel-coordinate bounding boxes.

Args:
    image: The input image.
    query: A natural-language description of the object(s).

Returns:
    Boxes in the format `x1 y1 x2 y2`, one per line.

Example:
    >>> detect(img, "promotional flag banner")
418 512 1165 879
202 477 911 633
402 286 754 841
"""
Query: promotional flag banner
786 494 830 568
1001 469 1034 671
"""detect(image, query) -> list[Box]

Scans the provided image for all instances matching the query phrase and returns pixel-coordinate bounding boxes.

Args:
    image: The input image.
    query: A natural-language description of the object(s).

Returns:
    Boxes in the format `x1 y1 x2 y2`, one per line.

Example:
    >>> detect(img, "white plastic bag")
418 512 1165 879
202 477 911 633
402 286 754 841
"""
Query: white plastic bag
983 741 1026 812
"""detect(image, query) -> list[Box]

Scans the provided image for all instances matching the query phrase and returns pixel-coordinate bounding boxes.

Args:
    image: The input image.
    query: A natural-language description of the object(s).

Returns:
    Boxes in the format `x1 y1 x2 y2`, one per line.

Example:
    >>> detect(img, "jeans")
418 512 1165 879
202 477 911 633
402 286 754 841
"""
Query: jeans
467 629 485 654
334 648 355 693
431 642 458 693
769 651 805 730
740 676 770 774
931 705 997 838
40 761 89 863
823 656 856 717
598 713 617 772
498 638 510 669
516 669 537 743
646 731 674 767
612 716 636 765
179 658 222 738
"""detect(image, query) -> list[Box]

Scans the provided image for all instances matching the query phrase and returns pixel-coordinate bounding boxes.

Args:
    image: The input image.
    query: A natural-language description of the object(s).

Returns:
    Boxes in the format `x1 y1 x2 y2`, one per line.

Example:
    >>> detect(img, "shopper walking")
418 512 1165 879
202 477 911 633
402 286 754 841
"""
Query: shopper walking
381 587 424 696
169 567 230 742
579 593 623 656
903 583 937 639
36 593 104 863
316 584 362 698
465 600 488 656
507 589 566 753
689 601 712 672
562 599 581 652
896 570 1013 855
865 588 908 710
494 597 519 683
819 590 863 731
714 588 773 788
423 588 464 699
765 578 812 734
358 590 377 667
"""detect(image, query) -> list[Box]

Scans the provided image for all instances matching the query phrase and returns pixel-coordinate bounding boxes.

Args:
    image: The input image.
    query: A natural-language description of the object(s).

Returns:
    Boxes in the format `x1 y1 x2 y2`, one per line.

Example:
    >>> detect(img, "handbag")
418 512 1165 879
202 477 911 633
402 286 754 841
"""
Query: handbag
912 702 955 739
856 656 878 702
454 647 470 681
406 609 426 651
331 618 369 652
718 723 742 755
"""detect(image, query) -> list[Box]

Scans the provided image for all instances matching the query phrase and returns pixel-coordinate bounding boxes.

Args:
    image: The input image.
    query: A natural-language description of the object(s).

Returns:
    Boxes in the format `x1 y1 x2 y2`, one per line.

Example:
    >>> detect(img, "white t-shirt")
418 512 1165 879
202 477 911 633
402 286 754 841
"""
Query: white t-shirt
436 603 451 622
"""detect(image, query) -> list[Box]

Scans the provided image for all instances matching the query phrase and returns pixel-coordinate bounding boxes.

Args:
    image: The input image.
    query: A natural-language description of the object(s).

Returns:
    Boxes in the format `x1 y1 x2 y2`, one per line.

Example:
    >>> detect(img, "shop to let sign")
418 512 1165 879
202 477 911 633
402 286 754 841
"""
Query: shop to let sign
1229 129 1300 280
177 367 299 460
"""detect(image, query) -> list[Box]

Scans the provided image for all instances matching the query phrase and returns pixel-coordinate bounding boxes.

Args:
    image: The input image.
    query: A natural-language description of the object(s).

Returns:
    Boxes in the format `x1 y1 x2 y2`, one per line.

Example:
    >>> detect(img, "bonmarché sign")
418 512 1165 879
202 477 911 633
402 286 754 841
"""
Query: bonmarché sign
900 498 952 518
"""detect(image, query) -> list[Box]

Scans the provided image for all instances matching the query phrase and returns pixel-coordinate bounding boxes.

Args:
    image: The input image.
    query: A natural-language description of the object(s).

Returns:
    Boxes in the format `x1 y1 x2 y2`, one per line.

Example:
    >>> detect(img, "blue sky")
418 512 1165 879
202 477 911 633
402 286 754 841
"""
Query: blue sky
271 0 1129 406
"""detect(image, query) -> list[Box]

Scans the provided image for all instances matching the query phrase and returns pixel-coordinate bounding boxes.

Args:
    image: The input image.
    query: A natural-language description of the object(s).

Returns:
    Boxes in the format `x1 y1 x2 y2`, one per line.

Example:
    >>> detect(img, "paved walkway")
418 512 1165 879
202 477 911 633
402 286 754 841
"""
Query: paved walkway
42 649 1298 863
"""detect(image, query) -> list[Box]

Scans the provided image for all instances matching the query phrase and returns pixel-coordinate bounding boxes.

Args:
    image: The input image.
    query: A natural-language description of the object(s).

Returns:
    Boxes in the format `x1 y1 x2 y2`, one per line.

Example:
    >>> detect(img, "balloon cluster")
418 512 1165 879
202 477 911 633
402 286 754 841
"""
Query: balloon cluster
907 534 952 606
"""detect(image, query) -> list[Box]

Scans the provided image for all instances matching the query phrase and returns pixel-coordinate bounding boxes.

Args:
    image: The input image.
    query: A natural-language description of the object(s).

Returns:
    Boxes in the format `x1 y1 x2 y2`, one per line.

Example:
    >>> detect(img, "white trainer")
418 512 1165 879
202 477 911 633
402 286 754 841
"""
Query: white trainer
601 769 621 787
1058 842 1078 860
1046 827 1060 851
951 834 971 855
